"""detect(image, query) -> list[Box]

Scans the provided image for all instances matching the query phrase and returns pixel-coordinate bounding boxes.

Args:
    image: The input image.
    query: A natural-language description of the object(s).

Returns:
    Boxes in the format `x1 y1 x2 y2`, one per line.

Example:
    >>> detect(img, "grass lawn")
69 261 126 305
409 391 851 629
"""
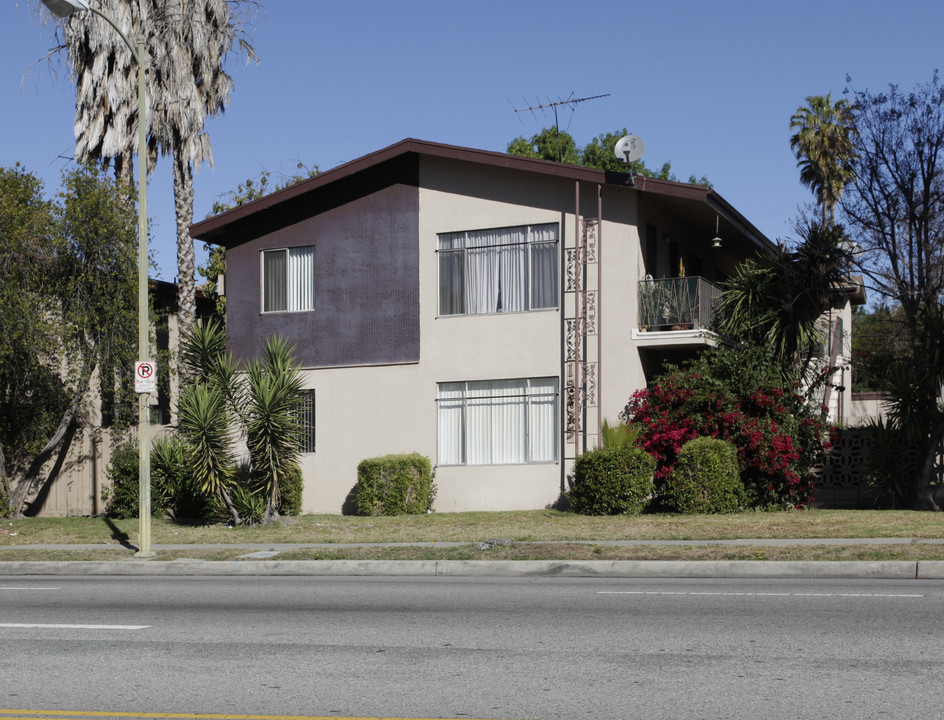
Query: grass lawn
0 509 942 562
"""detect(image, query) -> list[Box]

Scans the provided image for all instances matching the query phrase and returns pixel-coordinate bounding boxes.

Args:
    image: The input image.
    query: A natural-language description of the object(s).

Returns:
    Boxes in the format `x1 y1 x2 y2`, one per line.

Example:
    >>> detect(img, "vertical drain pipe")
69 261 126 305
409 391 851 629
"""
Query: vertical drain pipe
597 183 603 442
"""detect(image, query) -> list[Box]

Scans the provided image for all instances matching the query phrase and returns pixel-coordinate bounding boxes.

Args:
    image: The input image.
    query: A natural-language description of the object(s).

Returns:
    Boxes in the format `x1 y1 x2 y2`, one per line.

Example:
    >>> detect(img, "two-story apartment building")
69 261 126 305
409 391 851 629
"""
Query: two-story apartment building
191 138 802 513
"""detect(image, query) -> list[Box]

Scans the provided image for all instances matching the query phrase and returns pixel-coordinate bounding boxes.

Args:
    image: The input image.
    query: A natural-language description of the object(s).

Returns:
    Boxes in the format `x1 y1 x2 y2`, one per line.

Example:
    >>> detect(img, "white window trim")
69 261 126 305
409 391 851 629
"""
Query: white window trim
260 245 315 313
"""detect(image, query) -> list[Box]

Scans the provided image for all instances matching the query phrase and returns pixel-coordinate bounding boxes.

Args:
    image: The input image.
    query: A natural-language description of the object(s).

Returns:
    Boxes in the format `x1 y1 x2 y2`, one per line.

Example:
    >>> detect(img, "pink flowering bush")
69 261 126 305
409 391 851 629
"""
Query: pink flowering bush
621 346 832 508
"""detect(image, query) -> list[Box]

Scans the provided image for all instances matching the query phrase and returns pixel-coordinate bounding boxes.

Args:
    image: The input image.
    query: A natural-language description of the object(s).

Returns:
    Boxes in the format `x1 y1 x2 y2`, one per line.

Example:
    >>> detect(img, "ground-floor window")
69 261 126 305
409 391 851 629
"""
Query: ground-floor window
436 377 558 465
297 389 316 453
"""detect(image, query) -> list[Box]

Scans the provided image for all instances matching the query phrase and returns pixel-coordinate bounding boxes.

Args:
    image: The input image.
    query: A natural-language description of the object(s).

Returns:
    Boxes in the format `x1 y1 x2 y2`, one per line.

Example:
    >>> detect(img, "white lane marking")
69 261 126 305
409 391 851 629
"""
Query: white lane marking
597 591 924 598
0 623 150 630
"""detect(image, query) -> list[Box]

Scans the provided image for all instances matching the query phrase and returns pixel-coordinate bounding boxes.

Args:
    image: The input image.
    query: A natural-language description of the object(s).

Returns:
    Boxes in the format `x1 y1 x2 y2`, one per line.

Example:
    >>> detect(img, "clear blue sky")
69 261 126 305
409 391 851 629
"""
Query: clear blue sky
3 0 940 280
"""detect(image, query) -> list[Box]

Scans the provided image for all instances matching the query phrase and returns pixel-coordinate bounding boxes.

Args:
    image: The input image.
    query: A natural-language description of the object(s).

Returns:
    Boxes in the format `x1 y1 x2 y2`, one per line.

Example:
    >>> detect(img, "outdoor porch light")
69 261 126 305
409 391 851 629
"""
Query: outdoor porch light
41 0 155 558
711 215 723 248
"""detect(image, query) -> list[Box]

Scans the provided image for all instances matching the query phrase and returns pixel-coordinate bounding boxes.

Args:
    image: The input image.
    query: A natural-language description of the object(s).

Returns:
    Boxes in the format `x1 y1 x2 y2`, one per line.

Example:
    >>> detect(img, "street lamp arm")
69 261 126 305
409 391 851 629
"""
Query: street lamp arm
42 0 143 64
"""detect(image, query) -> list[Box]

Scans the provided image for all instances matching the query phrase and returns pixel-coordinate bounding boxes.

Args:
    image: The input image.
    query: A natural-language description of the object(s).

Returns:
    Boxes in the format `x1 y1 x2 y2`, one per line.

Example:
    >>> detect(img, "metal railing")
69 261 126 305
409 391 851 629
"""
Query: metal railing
637 276 721 331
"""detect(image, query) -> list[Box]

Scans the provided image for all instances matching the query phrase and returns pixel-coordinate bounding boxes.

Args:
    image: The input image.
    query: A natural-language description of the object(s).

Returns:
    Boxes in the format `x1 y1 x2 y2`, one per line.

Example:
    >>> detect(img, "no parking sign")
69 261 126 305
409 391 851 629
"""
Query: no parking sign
135 361 157 394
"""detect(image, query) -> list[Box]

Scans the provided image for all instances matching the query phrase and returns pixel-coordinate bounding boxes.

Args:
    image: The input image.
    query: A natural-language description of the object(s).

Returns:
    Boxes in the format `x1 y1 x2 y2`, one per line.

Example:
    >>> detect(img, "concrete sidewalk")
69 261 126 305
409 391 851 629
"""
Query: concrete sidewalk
2 539 944 579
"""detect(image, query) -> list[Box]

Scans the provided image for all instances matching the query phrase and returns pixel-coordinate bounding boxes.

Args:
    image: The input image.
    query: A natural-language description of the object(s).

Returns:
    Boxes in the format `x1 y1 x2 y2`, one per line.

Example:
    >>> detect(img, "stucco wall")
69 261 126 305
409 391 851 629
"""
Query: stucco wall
225 183 420 368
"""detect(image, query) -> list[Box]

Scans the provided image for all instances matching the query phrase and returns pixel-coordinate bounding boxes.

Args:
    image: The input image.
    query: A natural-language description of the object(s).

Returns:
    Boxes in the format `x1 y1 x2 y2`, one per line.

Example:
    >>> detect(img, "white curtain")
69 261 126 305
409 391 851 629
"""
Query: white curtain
438 378 558 465
498 226 528 312
527 377 558 462
287 245 315 311
465 228 502 314
438 223 558 316
437 382 465 465
530 224 558 309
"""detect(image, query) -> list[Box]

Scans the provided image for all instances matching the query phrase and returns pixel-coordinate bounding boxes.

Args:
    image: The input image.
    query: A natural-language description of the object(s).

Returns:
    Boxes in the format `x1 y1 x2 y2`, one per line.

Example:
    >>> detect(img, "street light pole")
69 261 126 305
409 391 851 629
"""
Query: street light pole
41 0 155 557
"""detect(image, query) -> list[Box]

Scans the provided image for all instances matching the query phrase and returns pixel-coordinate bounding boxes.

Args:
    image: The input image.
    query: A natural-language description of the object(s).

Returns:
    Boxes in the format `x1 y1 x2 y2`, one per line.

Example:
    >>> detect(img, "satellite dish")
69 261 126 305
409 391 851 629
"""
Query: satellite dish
614 134 645 166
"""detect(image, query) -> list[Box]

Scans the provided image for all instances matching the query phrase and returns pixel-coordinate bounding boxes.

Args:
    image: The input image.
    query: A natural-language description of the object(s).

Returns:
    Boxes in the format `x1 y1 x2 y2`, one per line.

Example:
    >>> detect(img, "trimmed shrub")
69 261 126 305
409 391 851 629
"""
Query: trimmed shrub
355 453 436 516
569 445 656 515
664 437 746 514
278 463 303 516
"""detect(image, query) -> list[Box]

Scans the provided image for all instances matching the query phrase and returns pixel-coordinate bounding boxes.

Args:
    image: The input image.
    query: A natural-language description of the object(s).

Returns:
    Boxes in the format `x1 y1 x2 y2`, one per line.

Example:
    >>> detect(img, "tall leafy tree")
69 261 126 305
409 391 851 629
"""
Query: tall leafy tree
0 164 136 517
840 73 944 509
789 94 857 226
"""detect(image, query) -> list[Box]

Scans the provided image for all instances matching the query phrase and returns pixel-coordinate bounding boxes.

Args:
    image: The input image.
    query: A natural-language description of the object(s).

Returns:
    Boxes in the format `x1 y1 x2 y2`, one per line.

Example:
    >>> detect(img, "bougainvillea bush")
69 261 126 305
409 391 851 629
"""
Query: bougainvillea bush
621 346 833 509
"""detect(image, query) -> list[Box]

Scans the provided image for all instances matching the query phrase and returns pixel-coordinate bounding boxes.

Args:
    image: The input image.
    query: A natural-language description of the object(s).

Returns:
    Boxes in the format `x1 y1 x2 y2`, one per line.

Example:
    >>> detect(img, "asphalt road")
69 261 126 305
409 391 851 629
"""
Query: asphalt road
1 575 943 720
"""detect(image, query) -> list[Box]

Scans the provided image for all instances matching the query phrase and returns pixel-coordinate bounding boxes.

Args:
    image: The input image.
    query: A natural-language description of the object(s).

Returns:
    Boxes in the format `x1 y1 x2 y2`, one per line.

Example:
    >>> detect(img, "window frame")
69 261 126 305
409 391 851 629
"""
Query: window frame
436 377 559 466
260 245 315 314
436 223 559 317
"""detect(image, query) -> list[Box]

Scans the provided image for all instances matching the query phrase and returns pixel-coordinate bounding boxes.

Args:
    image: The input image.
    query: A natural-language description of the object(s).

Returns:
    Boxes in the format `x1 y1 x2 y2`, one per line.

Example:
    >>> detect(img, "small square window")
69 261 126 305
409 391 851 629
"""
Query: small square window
262 246 315 312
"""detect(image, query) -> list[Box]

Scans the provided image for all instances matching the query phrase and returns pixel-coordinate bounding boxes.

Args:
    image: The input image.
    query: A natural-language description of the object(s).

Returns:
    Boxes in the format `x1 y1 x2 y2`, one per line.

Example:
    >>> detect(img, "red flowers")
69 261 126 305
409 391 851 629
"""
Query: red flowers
622 362 832 508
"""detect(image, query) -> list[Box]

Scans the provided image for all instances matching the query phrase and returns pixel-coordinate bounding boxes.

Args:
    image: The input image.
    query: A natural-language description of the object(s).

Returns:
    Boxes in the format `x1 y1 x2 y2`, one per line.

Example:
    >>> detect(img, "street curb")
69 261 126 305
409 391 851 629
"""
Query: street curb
1 559 941 579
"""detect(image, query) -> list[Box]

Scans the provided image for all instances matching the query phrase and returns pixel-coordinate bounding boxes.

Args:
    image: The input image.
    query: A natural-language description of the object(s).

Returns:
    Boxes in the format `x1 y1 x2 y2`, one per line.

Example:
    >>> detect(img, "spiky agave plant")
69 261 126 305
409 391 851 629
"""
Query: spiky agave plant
177 382 240 524
244 335 305 524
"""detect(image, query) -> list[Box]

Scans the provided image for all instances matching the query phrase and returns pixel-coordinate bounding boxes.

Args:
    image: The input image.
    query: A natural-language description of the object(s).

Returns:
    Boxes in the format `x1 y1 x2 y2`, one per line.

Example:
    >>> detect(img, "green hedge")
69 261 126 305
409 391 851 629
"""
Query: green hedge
355 453 436 516
569 445 656 515
664 436 746 514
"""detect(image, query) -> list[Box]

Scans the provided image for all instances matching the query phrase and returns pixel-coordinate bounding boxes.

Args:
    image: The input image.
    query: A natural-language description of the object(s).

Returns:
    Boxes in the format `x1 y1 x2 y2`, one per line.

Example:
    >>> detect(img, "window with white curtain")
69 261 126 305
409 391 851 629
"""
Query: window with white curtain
438 223 558 316
262 246 315 312
437 377 559 465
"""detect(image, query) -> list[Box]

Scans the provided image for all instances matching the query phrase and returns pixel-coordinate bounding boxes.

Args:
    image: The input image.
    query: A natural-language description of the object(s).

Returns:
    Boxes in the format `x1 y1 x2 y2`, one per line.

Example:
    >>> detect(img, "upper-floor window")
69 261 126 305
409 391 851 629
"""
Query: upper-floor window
262 246 314 313
438 223 558 316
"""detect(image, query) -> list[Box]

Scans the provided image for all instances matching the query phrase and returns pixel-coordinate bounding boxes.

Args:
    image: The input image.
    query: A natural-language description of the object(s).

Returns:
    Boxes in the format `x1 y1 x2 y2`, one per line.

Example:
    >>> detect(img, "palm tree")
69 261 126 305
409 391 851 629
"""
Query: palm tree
148 0 257 349
789 94 857 226
62 0 144 185
57 0 257 356
718 221 853 385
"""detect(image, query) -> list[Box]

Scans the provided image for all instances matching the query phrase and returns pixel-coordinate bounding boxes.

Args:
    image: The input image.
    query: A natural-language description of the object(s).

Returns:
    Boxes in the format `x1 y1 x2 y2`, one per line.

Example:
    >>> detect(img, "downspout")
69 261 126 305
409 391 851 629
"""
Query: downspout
597 183 603 442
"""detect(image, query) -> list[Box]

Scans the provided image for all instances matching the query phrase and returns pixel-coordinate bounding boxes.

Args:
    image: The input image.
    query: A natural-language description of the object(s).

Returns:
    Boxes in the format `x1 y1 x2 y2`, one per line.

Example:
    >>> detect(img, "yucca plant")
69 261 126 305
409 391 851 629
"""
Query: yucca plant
598 419 641 450
177 382 240 524
245 335 305 524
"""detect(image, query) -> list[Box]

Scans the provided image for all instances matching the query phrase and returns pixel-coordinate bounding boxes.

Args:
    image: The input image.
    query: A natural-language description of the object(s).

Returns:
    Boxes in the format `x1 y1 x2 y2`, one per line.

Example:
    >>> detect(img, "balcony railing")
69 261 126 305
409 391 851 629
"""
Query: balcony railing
637 276 721 332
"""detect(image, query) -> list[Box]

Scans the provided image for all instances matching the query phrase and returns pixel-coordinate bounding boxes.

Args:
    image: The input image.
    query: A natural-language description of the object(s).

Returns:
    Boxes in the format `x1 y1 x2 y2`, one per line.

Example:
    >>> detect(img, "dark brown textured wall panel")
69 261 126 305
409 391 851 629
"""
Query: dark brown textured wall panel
225 183 420 368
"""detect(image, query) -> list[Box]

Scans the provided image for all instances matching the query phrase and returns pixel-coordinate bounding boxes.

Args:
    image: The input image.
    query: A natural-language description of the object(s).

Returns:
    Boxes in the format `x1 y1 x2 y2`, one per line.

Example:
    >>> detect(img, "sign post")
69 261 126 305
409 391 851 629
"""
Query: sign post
134 361 156 558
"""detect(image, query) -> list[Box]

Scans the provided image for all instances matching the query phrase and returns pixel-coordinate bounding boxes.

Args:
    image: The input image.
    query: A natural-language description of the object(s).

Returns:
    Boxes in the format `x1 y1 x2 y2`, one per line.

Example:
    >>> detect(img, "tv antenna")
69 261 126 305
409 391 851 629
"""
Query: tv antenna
511 92 610 162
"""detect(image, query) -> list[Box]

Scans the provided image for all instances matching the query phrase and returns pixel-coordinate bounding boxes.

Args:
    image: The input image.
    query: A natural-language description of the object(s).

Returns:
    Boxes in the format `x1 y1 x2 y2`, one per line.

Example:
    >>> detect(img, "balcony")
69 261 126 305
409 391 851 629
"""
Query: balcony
634 276 721 346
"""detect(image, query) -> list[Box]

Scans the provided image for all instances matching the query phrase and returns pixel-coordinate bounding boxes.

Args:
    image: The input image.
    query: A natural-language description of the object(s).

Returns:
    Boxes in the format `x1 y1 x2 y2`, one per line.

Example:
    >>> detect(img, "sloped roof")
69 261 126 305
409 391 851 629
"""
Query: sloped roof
190 138 775 254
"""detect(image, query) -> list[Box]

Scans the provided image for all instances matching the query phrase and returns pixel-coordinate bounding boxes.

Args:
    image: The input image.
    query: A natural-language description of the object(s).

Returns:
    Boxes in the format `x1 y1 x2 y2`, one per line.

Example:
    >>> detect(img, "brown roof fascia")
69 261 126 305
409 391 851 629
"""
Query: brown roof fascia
190 138 772 252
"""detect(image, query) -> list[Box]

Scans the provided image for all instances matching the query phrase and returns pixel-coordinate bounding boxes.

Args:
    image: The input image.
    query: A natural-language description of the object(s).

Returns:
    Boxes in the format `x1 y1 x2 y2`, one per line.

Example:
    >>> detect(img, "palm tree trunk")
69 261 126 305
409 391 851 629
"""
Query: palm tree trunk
173 153 196 370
